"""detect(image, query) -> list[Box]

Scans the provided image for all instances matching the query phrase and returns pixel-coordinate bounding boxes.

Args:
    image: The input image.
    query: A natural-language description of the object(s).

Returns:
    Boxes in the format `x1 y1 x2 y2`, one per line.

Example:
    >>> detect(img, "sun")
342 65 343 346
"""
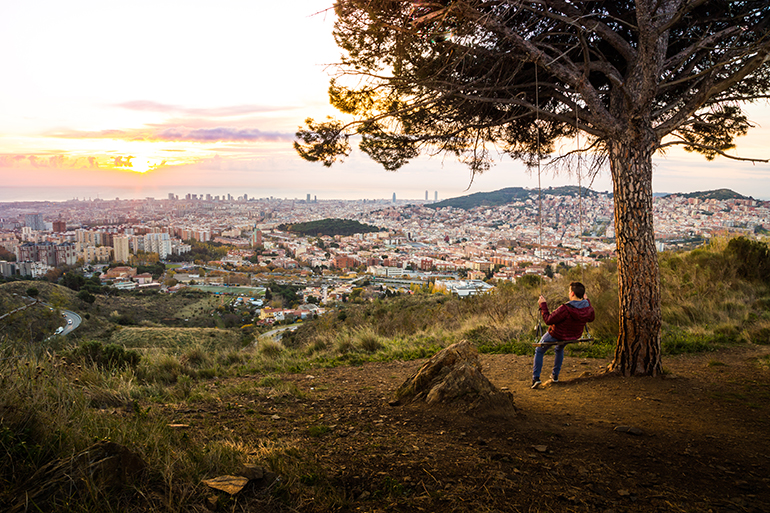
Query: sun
129 155 164 174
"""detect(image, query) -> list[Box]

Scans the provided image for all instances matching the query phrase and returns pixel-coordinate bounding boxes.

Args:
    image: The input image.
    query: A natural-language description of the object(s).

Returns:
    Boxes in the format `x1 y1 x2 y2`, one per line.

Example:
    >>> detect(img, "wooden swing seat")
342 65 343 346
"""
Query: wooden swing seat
532 337 593 347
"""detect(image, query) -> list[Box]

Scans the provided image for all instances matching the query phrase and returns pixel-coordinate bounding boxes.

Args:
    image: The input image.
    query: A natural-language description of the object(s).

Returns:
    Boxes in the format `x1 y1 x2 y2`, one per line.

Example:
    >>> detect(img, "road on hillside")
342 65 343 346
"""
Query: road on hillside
60 310 82 336
258 324 299 342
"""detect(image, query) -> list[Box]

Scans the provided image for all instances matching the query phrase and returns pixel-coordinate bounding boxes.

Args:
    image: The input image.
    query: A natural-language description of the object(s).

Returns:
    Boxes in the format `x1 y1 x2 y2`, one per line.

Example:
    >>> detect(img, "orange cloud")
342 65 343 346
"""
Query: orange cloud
49 126 293 143
113 156 134 167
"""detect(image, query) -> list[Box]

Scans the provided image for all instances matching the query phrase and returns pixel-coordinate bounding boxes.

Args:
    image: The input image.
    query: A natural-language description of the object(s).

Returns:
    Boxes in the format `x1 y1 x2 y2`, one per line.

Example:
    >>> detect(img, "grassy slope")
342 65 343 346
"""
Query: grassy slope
1 238 769 511
0 281 79 346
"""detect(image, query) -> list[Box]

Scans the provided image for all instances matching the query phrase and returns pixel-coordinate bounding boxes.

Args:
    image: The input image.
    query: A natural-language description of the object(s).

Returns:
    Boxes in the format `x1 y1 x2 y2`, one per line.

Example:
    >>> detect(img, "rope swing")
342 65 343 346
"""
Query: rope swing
532 73 593 346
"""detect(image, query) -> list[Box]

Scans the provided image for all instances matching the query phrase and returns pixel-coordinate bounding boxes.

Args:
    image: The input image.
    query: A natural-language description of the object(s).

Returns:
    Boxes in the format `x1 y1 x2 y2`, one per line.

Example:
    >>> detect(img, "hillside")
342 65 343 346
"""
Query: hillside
1 239 769 511
0 281 78 343
277 218 381 236
429 186 751 210
429 186 601 210
666 188 750 201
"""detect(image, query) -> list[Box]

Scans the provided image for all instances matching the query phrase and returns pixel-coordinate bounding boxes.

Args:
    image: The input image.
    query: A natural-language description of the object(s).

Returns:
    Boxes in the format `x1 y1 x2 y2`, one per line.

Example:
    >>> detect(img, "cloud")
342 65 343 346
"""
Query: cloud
154 127 291 142
114 156 134 167
48 126 293 143
0 154 133 170
114 100 293 117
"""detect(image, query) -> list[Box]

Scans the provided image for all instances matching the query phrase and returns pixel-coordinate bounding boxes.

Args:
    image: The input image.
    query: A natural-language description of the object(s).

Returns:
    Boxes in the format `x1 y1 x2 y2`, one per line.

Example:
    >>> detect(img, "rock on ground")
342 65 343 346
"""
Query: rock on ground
394 340 516 418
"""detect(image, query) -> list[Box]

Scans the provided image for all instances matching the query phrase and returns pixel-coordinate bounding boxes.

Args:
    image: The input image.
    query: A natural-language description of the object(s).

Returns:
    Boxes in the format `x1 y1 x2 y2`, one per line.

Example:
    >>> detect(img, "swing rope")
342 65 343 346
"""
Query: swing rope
532 79 593 346
535 66 544 299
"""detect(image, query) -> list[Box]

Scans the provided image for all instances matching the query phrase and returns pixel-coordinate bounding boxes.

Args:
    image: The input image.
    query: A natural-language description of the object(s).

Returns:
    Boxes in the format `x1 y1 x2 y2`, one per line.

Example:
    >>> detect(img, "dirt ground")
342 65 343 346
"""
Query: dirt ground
169 345 770 512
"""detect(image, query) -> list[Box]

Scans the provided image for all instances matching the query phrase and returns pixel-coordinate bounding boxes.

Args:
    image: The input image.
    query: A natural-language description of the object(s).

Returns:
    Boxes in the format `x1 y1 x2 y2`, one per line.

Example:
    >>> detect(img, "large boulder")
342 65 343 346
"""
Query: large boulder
393 340 516 418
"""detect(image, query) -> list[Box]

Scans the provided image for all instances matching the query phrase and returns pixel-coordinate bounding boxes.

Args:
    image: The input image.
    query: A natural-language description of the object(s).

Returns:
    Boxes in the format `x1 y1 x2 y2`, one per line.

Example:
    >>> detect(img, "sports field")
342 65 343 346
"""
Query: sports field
190 285 266 296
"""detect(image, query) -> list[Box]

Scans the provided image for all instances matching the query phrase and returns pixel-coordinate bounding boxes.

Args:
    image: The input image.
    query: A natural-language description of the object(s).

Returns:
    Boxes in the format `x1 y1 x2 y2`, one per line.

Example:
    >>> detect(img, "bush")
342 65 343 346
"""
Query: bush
139 354 181 384
115 314 137 326
662 328 713 355
725 237 770 283
69 340 141 370
259 339 285 357
77 290 96 304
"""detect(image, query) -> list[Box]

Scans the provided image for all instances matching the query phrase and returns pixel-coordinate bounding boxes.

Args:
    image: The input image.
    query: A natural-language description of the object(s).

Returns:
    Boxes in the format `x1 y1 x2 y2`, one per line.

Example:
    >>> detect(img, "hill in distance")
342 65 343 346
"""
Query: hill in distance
662 188 751 201
429 186 603 210
431 187 752 210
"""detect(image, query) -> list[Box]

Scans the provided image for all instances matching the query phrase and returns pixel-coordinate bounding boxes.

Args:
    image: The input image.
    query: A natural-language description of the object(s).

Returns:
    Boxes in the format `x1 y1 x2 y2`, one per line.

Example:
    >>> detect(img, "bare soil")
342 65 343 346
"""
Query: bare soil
166 345 770 512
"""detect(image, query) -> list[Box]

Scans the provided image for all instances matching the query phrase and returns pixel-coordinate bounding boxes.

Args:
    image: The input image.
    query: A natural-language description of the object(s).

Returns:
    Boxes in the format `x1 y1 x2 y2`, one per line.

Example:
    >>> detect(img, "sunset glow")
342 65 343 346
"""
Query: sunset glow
0 0 768 201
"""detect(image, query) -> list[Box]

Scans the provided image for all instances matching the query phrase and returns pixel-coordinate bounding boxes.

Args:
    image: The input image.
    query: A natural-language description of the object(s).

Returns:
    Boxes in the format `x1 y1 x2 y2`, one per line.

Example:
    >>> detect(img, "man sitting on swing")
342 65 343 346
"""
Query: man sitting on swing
532 281 595 389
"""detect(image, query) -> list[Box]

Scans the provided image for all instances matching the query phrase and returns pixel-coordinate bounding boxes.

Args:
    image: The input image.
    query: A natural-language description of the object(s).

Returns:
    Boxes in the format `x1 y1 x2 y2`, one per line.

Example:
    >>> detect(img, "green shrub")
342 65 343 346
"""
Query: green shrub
355 327 383 353
259 339 284 357
745 325 770 345
68 340 141 370
139 353 181 384
181 344 210 368
725 237 770 283
308 425 331 437
662 328 713 355
115 314 137 326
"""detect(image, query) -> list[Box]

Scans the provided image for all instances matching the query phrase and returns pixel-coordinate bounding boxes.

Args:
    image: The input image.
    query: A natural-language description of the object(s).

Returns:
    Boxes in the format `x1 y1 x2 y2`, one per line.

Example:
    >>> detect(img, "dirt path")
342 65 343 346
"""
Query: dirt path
171 345 770 512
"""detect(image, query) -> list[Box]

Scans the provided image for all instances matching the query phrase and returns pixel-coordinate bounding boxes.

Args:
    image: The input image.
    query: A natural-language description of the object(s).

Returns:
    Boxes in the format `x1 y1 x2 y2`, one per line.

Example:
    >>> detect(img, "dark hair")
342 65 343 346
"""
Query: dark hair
570 281 585 299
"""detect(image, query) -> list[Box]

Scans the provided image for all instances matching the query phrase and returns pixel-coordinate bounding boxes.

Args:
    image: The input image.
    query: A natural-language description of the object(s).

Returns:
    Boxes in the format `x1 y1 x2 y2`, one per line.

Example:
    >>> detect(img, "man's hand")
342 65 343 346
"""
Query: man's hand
538 295 546 304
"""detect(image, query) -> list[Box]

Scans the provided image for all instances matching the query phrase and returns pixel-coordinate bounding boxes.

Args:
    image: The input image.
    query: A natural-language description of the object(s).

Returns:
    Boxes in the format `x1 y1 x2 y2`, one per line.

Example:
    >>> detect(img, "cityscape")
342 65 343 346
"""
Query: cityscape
1 188 767 309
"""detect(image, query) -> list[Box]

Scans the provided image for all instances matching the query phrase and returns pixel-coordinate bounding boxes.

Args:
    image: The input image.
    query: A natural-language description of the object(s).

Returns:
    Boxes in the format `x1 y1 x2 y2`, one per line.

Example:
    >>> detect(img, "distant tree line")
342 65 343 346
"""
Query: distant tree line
277 218 381 237
166 240 229 262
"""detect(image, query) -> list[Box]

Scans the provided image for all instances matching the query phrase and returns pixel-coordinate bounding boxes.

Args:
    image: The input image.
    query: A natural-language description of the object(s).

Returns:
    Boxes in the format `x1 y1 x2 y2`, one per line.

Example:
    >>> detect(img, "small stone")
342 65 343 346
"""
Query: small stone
240 464 264 481
614 425 644 436
533 445 548 453
202 475 249 495
617 489 631 496
271 414 281 420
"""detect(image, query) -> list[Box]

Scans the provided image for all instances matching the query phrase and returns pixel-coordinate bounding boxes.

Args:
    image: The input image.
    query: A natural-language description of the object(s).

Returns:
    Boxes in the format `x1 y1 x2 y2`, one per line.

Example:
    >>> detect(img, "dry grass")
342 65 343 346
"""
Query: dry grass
110 327 241 350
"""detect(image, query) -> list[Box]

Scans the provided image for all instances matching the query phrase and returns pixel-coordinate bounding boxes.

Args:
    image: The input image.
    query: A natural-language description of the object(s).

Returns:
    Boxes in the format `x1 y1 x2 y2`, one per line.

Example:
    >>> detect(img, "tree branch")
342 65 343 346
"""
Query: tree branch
659 138 770 162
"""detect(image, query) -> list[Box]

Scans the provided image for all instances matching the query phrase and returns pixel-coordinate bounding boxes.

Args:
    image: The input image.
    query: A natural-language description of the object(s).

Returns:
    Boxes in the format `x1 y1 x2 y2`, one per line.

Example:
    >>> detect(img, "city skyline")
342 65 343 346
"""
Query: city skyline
1 0 769 203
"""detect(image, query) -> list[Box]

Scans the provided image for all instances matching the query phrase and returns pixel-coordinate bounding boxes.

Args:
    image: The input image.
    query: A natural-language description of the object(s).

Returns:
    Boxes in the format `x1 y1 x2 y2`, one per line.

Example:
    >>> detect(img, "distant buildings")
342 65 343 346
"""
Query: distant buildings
113 236 130 263
52 220 66 232
15 241 78 267
24 213 44 231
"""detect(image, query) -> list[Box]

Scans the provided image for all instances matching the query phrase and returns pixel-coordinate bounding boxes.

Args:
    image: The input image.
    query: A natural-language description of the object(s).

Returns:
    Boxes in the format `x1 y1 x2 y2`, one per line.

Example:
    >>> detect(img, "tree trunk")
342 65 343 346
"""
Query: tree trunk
607 129 662 376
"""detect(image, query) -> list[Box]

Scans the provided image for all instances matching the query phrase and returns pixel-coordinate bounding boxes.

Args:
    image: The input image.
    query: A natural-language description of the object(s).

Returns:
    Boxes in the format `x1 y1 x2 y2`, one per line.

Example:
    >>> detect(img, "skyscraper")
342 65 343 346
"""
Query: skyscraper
425 190 428 201
392 192 396 204
113 236 130 263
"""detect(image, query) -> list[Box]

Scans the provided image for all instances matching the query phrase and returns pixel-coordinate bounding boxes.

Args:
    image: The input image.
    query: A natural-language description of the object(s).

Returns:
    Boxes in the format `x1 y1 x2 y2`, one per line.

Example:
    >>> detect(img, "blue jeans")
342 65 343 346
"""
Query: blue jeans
533 333 565 379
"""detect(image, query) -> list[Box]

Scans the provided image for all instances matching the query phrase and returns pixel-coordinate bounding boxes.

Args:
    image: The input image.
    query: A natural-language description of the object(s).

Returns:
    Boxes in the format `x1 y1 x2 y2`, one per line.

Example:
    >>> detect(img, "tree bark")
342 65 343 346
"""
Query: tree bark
607 127 663 376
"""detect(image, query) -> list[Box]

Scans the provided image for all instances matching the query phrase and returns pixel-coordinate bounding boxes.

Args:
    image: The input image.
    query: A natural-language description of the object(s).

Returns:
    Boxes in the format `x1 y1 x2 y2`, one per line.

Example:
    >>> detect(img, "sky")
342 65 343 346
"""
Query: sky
1 1 769 203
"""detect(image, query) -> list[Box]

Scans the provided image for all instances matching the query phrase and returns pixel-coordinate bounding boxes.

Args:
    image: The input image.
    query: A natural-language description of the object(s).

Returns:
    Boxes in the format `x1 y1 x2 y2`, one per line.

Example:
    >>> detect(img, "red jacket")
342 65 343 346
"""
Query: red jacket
540 299 595 341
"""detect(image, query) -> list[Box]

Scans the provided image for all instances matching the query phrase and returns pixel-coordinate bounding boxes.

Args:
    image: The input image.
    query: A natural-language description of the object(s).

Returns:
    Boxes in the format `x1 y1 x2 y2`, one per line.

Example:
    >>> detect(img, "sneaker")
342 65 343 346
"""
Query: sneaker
531 378 541 389
550 375 559 383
